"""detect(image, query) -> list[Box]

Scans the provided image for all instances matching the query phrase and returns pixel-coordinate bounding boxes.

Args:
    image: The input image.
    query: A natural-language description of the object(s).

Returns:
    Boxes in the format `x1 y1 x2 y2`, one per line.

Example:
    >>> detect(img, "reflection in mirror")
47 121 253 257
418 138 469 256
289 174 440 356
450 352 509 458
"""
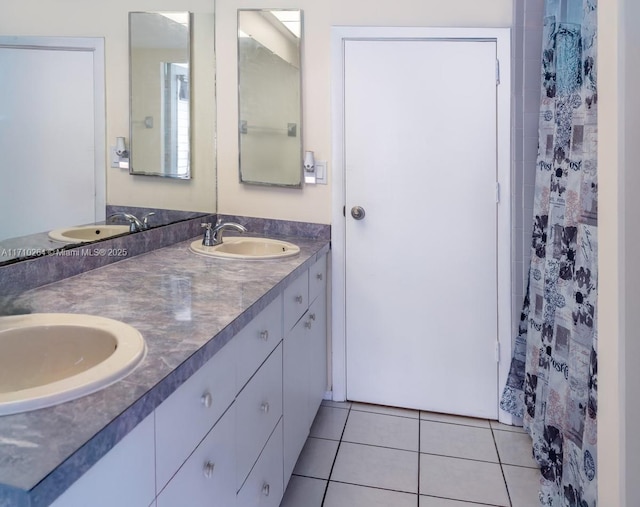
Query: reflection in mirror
238 9 302 187
129 12 192 179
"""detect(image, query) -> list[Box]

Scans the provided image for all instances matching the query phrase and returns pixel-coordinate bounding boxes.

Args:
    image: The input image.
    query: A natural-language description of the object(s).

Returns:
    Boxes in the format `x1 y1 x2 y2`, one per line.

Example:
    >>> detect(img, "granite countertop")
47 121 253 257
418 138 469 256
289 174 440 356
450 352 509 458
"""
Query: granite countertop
0 233 330 507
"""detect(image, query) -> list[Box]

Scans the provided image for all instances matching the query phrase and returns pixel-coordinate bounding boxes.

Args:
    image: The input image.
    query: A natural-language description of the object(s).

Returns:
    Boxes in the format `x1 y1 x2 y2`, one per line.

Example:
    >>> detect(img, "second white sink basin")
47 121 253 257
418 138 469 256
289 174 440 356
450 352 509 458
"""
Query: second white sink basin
0 313 146 415
189 237 300 260
49 225 130 244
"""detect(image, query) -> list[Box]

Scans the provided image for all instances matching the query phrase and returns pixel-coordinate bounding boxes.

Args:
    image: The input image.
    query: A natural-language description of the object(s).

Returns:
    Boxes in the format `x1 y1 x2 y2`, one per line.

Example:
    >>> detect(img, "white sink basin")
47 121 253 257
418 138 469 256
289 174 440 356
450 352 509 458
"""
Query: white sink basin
0 313 146 415
48 225 130 244
189 237 300 260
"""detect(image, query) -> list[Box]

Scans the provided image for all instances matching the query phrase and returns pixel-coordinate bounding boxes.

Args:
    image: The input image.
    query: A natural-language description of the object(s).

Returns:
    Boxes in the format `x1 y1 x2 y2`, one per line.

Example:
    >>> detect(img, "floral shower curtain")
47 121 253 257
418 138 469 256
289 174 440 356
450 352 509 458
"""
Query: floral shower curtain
500 0 598 505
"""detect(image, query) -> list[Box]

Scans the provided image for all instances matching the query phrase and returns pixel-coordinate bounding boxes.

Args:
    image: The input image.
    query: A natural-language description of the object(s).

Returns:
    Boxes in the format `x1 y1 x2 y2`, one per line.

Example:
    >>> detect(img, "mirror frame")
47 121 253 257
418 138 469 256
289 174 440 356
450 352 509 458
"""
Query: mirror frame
237 9 303 188
128 11 193 179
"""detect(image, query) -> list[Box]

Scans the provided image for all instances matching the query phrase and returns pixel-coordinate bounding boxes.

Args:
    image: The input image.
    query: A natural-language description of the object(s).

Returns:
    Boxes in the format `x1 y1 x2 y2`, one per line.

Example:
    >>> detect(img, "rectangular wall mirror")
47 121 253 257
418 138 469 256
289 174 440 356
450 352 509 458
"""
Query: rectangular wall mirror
129 11 192 179
238 9 303 187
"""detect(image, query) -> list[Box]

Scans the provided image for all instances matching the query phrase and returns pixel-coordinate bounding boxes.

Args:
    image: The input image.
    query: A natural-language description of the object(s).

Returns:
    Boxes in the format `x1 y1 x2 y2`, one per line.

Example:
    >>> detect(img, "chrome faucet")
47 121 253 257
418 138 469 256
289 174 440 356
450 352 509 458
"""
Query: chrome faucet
201 221 247 246
108 212 145 232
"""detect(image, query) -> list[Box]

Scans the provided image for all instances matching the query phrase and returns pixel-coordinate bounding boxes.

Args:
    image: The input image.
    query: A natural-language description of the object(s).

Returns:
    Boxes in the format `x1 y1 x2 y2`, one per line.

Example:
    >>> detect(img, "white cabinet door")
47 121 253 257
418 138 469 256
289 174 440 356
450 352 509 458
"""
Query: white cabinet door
51 413 155 507
344 38 500 418
283 259 328 482
307 294 327 427
157 406 236 507
283 314 310 481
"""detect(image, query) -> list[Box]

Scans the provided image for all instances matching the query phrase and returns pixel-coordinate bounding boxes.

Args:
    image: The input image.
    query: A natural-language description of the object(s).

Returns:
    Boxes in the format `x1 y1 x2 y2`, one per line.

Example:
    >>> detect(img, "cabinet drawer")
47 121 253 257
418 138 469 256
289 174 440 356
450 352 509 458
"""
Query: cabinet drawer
156 339 237 491
283 271 308 332
236 294 283 392
236 343 283 491
237 420 284 507
157 405 236 507
308 254 327 304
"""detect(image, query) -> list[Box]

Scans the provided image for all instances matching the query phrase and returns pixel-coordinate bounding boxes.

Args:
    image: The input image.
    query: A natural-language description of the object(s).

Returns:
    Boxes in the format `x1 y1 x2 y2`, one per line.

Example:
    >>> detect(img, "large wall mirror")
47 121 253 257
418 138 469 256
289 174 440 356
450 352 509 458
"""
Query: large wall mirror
129 12 192 179
238 9 303 187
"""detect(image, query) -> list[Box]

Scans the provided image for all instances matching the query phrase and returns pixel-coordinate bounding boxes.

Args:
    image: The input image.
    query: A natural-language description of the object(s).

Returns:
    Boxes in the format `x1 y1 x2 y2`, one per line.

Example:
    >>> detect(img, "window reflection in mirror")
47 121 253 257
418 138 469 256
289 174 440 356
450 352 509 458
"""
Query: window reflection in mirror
237 9 303 187
129 12 192 179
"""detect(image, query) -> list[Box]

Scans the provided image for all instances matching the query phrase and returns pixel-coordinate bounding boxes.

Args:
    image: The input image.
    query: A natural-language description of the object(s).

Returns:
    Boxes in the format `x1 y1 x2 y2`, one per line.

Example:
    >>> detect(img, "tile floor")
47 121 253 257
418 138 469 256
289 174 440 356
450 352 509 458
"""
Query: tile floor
280 401 541 507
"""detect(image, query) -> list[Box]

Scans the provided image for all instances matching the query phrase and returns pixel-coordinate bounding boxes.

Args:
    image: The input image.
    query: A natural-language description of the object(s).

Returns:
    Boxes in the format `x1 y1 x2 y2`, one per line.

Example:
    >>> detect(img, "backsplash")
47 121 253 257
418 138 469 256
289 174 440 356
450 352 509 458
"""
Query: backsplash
105 205 207 229
218 214 331 241
0 215 330 302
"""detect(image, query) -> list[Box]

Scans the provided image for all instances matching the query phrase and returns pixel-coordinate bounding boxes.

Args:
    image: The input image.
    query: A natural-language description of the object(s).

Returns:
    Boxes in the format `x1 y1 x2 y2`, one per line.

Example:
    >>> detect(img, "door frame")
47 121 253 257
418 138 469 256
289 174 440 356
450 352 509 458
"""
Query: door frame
330 26 515 424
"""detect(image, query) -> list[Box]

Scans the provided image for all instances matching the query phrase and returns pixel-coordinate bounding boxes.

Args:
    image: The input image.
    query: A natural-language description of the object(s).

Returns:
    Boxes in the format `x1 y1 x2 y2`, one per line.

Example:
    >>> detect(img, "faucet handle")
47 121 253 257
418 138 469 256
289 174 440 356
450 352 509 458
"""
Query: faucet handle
201 223 214 247
141 212 155 228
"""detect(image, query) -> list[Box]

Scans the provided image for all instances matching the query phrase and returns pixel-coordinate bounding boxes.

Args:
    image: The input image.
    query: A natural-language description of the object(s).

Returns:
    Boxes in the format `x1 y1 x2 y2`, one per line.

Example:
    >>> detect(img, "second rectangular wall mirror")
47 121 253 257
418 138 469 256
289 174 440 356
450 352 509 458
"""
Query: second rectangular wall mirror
129 11 192 179
238 9 303 187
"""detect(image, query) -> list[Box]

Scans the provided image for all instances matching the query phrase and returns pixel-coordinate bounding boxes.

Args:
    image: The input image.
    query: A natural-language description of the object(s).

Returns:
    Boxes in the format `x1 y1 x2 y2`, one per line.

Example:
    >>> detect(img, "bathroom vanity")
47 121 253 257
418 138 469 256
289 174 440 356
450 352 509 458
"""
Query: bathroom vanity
0 228 329 507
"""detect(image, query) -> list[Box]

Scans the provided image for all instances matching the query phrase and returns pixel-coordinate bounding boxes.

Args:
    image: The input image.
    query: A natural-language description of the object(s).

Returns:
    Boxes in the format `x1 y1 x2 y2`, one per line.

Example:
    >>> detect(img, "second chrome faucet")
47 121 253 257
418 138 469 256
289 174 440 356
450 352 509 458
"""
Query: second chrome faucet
202 221 247 246
108 212 155 232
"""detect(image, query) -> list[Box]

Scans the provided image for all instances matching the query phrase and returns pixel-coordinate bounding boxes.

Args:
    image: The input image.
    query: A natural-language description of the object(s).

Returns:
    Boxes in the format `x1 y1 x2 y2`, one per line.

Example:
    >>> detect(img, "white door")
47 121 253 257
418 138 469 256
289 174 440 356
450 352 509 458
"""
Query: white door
0 43 99 241
344 39 499 418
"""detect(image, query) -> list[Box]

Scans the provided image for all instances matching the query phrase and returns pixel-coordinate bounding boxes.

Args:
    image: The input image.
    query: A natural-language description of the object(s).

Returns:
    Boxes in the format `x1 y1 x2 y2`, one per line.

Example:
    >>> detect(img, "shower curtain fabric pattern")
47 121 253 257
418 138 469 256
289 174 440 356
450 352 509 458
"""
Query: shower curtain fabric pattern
500 1 597 506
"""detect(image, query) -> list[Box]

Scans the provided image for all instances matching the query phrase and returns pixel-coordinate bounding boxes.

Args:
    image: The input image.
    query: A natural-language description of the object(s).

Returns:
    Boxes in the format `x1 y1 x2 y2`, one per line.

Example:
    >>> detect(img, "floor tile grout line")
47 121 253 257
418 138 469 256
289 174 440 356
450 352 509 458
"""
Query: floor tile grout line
350 408 420 421
417 413 421 507
350 407 420 419
291 472 330 482
490 422 513 507
320 405 351 506
490 426 527 433
340 439 419 454
501 462 541 470
419 493 507 507
420 410 493 427
327 479 418 497
306 435 343 443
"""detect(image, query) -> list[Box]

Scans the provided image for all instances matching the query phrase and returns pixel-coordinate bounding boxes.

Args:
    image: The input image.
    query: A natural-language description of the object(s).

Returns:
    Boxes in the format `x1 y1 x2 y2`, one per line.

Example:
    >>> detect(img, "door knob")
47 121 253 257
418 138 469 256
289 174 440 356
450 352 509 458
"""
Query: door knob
351 206 366 220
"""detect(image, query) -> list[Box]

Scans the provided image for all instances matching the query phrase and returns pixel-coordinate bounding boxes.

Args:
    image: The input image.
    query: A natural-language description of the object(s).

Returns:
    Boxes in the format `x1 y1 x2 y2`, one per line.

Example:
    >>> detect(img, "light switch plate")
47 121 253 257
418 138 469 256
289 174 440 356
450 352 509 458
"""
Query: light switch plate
315 161 327 185
109 147 120 168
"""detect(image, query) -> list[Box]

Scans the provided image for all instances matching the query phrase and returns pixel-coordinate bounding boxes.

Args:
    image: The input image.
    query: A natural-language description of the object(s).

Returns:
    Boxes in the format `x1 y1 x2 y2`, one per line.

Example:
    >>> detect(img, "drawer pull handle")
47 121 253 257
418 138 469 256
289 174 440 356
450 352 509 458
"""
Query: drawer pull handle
262 483 270 497
260 402 270 413
260 330 269 341
304 321 312 329
316 273 323 281
201 392 213 408
309 313 316 321
203 461 215 478
295 295 303 304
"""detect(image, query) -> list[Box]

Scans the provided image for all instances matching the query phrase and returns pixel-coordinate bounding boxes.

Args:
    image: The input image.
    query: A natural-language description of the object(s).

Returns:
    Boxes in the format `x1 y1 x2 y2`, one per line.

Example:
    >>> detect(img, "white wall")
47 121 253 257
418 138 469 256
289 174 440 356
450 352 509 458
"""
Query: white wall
599 0 640 505
0 0 217 213
216 0 513 224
